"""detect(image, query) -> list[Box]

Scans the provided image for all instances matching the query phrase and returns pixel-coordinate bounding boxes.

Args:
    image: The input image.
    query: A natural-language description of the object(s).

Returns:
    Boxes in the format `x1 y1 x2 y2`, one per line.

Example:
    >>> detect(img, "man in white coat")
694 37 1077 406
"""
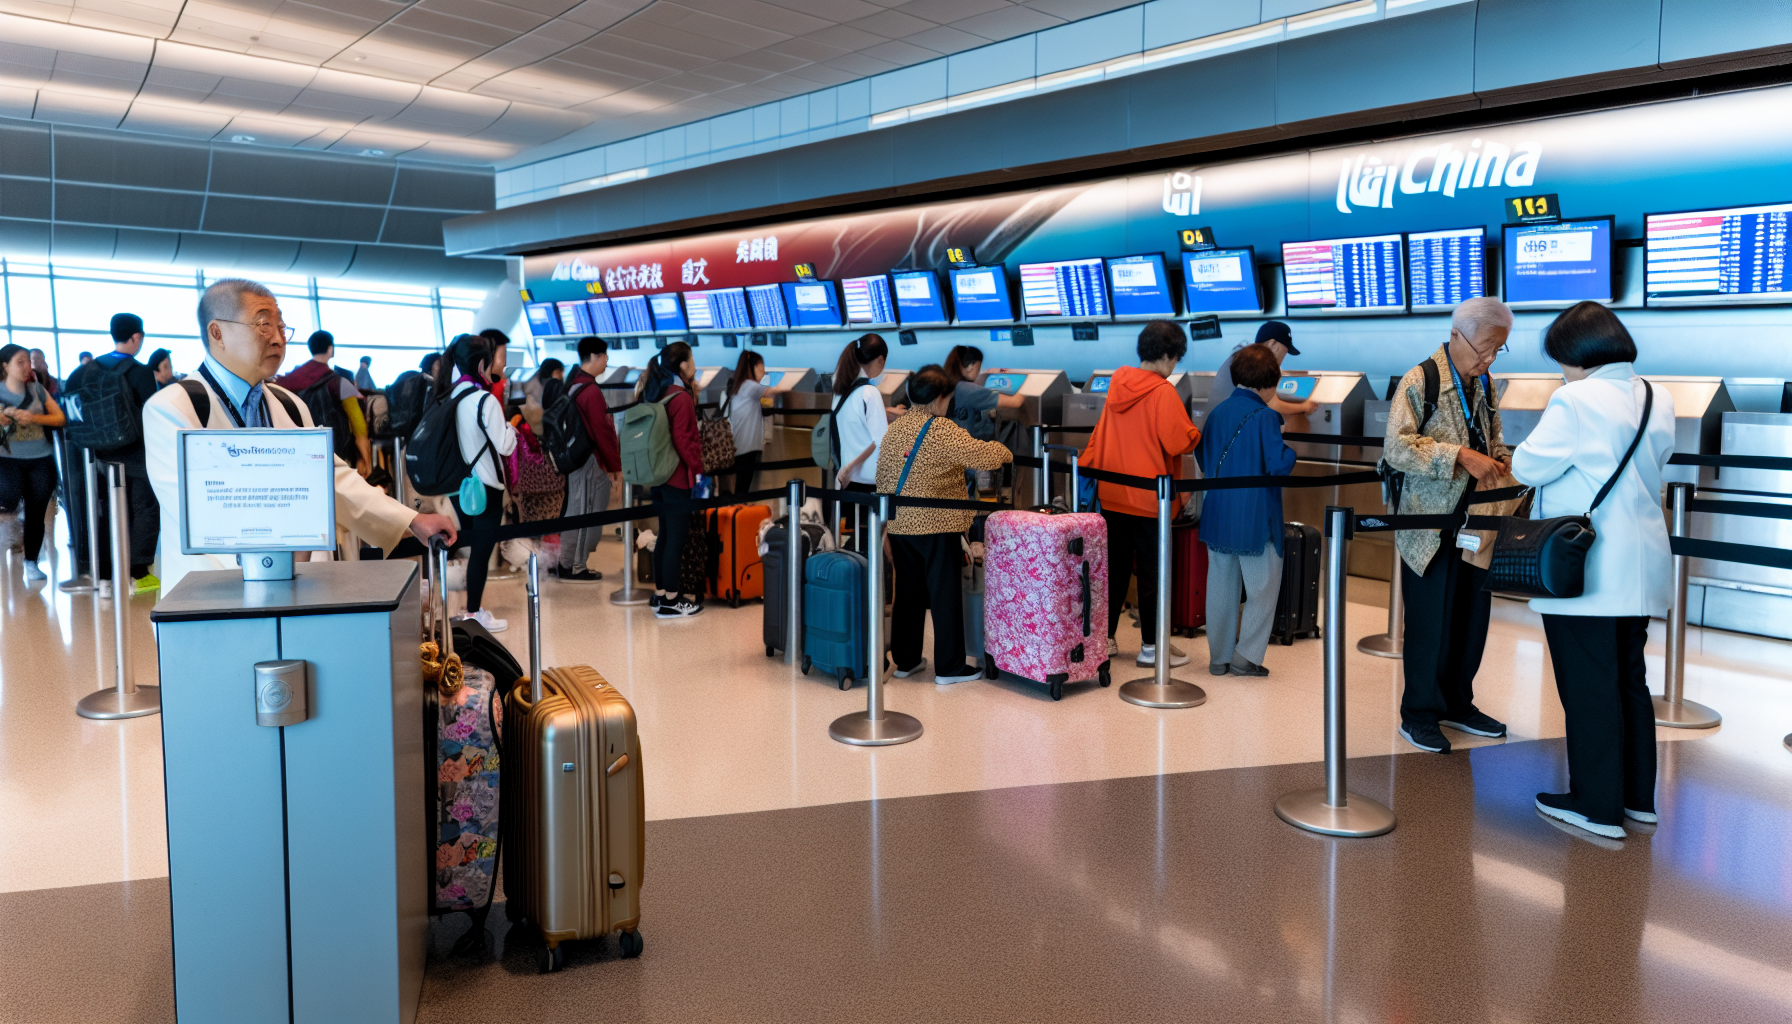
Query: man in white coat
144 278 457 592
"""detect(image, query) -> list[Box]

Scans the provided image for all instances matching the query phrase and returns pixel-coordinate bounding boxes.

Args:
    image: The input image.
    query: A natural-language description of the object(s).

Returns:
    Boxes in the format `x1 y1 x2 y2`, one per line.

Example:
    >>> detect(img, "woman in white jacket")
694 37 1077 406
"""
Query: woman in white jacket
437 333 518 633
1512 302 1676 840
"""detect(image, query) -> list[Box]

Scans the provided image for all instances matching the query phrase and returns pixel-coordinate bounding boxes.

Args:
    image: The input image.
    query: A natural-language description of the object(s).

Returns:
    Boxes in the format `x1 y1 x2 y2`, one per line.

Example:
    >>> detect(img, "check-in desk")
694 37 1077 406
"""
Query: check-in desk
762 367 821 466
694 366 732 405
1063 369 1199 431
978 368 1072 501
1185 371 1217 433
150 561 425 1024
1688 412 1792 640
876 369 911 406
1493 373 1566 447
1277 371 1380 557
1644 376 1735 486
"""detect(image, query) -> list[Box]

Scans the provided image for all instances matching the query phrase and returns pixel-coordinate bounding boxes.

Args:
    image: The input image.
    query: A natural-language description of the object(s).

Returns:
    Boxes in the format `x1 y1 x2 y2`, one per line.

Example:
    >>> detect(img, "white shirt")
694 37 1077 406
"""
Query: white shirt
727 377 769 453
450 380 517 491
1511 363 1677 618
833 378 887 485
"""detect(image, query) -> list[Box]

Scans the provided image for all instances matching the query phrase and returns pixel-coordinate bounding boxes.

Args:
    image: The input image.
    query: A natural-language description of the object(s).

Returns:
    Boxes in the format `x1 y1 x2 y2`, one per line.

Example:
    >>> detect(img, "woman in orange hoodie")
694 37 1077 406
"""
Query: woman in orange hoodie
1083 320 1202 668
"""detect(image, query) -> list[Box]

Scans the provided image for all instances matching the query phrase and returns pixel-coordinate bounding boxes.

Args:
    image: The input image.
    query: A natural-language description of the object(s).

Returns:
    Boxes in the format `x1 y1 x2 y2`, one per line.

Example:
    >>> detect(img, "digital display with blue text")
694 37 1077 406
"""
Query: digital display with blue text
1019 257 1110 318
745 284 788 328
841 274 896 324
949 265 1015 323
1105 254 1174 318
1180 248 1262 314
611 295 653 333
891 270 949 325
779 280 842 327
683 287 752 330
525 302 557 337
584 297 618 334
1283 234 1405 312
647 292 687 332
1406 227 1487 311
1646 203 1792 306
555 301 591 335
1503 217 1614 307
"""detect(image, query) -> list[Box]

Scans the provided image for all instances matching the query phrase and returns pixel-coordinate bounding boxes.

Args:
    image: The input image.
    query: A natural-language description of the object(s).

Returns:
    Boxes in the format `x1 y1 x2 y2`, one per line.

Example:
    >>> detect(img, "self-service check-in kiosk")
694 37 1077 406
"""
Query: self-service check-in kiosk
1689 411 1792 640
978 368 1072 502
761 367 820 462
1492 373 1566 448
1063 370 1199 429
600 366 644 410
1644 376 1735 486
1277 371 1378 534
693 366 732 405
877 369 911 406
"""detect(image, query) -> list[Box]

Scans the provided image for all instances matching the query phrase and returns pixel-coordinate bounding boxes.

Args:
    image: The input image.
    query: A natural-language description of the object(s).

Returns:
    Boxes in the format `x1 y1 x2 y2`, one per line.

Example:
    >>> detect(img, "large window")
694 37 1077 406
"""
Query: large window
0 257 496 389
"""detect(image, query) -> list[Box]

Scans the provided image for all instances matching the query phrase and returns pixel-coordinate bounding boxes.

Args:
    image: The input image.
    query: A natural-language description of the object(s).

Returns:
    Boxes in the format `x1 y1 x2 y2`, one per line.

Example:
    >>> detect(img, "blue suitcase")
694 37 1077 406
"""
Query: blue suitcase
801 550 868 689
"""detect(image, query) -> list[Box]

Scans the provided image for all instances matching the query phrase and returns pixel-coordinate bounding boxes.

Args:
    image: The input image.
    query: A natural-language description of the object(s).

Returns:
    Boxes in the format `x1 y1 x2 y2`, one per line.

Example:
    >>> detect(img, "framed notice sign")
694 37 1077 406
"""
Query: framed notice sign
178 429 336 556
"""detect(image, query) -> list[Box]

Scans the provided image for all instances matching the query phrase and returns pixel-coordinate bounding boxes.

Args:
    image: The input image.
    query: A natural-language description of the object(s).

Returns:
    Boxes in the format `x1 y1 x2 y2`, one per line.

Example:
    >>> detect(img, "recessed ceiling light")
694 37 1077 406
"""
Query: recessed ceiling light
230 134 255 143
361 148 386 156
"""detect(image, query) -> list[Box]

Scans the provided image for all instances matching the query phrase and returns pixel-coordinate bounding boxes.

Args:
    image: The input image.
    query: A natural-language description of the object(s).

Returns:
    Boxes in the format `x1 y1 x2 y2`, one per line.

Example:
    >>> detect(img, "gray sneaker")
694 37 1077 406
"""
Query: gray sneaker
1229 660 1269 677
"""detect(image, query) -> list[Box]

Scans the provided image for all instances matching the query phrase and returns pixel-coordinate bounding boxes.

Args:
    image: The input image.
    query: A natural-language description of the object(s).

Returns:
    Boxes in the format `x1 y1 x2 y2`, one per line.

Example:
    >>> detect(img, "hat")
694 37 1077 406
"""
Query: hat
1255 320 1298 355
110 313 144 343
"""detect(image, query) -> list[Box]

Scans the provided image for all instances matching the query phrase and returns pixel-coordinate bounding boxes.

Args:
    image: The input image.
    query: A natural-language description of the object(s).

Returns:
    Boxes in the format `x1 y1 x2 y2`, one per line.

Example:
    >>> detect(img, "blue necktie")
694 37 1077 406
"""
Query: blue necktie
243 383 268 427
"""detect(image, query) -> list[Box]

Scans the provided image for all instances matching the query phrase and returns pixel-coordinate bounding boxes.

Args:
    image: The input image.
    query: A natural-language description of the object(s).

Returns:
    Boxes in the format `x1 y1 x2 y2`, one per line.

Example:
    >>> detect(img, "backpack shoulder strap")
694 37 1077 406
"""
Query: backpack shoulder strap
263 383 304 426
177 380 211 426
1588 380 1653 515
1418 358 1440 431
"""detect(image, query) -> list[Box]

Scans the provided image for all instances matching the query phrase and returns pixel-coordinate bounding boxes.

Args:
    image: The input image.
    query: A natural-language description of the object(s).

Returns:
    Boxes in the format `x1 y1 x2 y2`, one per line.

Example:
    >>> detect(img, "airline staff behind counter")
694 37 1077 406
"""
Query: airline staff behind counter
144 277 458 593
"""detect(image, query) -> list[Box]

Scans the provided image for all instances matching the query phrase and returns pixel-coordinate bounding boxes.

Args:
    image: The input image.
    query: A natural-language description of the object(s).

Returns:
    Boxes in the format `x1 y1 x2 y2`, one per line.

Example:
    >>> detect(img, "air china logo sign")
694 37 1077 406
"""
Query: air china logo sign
1335 138 1542 213
549 258 664 292
1161 172 1202 216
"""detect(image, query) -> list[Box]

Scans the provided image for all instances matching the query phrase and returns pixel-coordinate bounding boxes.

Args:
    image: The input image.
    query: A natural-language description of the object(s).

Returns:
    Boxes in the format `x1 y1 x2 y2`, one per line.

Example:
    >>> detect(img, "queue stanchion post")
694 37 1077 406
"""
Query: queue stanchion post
58 443 98 593
1356 541 1404 658
609 481 650 606
1275 506 1394 837
435 540 455 654
76 462 161 720
1655 481 1720 729
785 478 805 667
391 438 407 507
829 493 922 746
1119 475 1206 709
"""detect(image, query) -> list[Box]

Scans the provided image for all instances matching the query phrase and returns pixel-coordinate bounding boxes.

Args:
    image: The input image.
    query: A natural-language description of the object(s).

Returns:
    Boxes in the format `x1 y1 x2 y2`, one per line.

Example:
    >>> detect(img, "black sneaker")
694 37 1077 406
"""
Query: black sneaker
655 597 702 618
1535 793 1625 839
1441 709 1507 737
1229 660 1269 677
647 594 662 610
1399 721 1451 753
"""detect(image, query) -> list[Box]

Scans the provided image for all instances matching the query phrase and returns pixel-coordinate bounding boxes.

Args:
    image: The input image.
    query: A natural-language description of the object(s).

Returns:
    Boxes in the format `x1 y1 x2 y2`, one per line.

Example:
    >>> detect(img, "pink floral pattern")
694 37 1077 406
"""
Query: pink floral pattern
435 665 500 912
983 511 1109 684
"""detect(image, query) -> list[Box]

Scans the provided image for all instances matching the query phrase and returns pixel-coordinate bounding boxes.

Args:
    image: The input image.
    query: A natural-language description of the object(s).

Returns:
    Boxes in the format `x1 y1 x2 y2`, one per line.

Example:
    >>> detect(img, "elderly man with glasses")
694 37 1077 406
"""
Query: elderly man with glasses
1382 296 1523 755
142 278 456 592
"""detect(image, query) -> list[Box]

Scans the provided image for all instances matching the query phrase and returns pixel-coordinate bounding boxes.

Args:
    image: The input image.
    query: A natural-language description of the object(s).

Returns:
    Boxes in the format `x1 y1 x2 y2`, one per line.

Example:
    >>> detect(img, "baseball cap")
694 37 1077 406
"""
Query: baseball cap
1255 320 1298 355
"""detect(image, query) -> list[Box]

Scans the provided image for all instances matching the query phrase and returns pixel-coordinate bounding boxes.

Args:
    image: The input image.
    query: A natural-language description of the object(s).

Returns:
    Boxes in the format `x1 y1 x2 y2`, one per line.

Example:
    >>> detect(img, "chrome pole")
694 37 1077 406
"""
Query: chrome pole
1655 482 1720 729
1030 424 1045 508
1120 475 1205 708
1275 506 1394 836
391 438 407 507
784 478 804 666
435 540 455 661
527 552 543 702
609 481 649 605
830 493 921 746
1356 544 1405 658
77 463 160 720
58 442 98 593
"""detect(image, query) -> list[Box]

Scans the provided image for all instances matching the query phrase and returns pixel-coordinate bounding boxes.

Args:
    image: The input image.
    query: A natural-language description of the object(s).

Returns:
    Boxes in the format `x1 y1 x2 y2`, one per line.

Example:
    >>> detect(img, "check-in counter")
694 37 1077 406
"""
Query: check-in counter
600 366 645 413
694 366 732 405
761 368 821 462
876 369 911 407
1185 371 1217 432
1063 369 1198 430
1643 376 1735 486
1277 371 1379 546
1688 412 1792 640
1493 373 1565 448
978 368 1072 501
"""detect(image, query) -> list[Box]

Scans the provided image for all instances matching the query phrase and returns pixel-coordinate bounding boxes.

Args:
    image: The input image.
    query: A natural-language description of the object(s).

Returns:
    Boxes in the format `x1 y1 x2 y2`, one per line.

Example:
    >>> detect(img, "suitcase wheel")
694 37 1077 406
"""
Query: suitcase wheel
619 929 644 959
839 672 853 691
1049 679 1064 701
730 593 740 609
801 656 812 675
537 944 564 973
983 659 999 680
1098 662 1111 688
766 645 777 658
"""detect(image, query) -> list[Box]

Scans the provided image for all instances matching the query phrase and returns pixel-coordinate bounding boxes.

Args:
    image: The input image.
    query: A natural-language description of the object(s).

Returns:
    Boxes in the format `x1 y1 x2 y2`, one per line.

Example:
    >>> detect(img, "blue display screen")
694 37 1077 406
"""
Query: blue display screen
1503 217 1614 307
525 302 557 337
983 373 1023 396
1277 376 1318 401
1283 234 1405 312
585 298 618 334
779 281 842 327
1406 228 1486 310
1088 375 1111 393
949 265 1014 323
1180 248 1262 314
1646 204 1792 306
1019 258 1109 318
891 270 948 325
761 371 783 388
745 283 789 328
555 301 592 335
842 275 896 324
684 288 752 330
1105 254 1173 318
612 294 652 333
647 292 686 331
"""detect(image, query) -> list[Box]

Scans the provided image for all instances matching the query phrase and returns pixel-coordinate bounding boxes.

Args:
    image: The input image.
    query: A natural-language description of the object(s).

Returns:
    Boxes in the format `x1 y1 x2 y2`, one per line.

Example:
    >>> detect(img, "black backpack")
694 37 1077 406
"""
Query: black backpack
65 357 142 452
542 381 596 475
406 387 492 496
388 370 432 439
297 375 363 465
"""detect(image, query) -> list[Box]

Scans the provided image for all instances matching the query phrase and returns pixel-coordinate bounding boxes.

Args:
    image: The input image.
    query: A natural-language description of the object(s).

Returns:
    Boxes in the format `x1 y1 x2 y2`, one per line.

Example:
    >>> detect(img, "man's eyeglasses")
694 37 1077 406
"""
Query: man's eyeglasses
213 319 295 343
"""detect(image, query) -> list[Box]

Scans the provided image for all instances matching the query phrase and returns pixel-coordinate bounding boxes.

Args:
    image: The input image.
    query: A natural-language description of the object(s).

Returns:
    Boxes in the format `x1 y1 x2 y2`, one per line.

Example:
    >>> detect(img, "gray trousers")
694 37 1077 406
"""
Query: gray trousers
1206 541 1282 668
558 457 612 571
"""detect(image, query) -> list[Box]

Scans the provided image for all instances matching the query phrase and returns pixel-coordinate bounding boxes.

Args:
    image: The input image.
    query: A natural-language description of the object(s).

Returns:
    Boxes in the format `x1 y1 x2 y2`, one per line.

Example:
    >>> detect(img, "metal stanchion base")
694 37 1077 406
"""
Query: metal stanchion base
58 575 97 594
1274 788 1396 837
1355 633 1402 659
828 711 923 746
1119 676 1206 708
77 685 161 720
1653 697 1721 730
609 587 651 606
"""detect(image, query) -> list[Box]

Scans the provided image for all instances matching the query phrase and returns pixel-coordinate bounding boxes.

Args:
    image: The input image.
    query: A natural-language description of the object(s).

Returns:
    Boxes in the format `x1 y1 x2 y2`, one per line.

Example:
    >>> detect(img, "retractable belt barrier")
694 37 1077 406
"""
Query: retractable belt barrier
1669 452 1792 471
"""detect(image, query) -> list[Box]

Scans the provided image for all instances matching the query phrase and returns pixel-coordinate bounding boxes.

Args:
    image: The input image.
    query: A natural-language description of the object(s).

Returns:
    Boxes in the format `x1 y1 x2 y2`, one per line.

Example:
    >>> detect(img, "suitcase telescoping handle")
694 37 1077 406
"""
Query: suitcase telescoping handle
431 538 453 662
1043 443 1082 512
526 552 543 703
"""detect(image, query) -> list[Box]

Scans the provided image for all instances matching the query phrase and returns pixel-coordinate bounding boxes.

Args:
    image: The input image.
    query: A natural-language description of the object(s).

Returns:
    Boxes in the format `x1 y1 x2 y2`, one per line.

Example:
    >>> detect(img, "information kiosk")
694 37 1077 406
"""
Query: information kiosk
693 365 733 405
152 428 425 1024
1644 376 1735 485
1491 373 1566 447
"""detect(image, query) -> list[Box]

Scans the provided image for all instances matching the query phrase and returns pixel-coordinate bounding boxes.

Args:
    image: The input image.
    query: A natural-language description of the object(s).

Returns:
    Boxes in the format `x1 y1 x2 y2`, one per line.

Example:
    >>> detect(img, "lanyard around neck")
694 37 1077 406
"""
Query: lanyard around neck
198 363 257 428
1443 351 1489 453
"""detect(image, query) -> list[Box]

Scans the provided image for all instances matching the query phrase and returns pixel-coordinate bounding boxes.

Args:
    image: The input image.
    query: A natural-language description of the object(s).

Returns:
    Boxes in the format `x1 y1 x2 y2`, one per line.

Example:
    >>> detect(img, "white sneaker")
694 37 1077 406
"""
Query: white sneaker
23 562 47 583
458 609 508 633
1136 643 1190 668
893 657 929 679
935 666 982 685
1624 808 1658 824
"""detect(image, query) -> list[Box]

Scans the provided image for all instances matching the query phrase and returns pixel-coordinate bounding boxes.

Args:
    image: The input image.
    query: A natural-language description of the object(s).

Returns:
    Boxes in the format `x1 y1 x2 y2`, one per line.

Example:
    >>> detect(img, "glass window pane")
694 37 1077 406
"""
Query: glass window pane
316 299 438 359
55 277 200 341
8 274 54 328
440 306 474 340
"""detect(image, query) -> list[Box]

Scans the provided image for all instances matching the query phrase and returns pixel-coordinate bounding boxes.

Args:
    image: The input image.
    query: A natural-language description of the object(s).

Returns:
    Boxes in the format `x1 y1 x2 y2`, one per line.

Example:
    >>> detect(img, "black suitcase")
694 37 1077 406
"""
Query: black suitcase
1271 522 1322 645
762 522 821 657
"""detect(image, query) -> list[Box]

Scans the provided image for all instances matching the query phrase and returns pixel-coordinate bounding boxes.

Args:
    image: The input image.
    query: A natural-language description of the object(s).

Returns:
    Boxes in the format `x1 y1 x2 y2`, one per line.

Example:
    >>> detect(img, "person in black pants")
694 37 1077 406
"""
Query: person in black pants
63 313 163 591
640 341 706 618
0 343 64 583
433 333 517 633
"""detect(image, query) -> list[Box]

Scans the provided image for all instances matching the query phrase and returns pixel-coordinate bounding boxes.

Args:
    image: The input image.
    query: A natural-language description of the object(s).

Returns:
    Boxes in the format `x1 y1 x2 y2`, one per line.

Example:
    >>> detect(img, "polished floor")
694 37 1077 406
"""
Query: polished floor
4 507 1792 1022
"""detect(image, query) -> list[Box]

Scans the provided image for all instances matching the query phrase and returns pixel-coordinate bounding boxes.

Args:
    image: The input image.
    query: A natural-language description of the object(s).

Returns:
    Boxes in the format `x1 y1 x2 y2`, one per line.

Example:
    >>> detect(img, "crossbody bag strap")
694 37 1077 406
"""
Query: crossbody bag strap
1214 407 1268 474
1587 380 1653 516
895 417 933 495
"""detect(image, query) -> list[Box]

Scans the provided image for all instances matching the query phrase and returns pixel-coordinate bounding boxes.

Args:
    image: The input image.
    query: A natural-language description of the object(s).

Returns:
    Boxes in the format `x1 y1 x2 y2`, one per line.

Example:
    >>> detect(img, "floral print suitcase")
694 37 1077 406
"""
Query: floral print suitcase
434 664 502 915
982 510 1110 700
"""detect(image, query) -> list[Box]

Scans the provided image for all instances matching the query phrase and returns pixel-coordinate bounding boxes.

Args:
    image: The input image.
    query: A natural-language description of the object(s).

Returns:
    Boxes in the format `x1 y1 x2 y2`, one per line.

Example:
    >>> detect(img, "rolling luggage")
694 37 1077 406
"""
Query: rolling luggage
762 520 825 658
1271 522 1322 645
704 504 771 606
982 509 1110 700
1170 522 1208 637
801 550 869 689
677 508 709 600
503 560 645 973
963 560 986 665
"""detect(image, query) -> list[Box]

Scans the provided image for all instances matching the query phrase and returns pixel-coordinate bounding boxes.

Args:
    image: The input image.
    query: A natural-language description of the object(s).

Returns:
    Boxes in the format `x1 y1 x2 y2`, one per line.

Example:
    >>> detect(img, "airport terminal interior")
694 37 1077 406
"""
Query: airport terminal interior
5 1 1792 1021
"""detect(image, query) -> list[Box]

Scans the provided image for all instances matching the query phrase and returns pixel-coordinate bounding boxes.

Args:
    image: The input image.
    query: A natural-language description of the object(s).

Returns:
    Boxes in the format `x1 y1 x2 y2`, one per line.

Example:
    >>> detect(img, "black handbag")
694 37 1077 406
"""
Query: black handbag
1483 380 1652 599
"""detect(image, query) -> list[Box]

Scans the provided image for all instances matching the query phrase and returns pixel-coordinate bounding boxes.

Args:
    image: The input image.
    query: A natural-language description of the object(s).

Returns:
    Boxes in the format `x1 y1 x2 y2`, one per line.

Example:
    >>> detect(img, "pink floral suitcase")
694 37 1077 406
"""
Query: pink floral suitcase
982 510 1110 700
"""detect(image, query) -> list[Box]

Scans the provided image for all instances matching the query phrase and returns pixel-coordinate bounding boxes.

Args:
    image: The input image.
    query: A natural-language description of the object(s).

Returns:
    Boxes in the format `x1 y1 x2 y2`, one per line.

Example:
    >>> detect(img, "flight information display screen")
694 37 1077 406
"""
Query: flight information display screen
1406 227 1487 310
1105 254 1173 318
891 270 948 325
584 298 618 334
1283 234 1405 312
949 265 1015 323
1646 203 1792 306
555 301 592 335
1181 247 1262 314
1019 257 1110 318
1503 217 1614 307
683 287 752 330
647 292 686 332
525 302 557 337
745 283 788 328
779 280 842 327
612 295 653 333
841 274 896 324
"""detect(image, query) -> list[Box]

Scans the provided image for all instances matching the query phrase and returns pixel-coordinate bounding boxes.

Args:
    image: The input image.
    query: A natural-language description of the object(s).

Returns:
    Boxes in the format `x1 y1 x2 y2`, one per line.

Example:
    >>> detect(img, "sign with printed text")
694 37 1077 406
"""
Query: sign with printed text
178 429 335 554
1507 193 1561 224
1178 227 1217 250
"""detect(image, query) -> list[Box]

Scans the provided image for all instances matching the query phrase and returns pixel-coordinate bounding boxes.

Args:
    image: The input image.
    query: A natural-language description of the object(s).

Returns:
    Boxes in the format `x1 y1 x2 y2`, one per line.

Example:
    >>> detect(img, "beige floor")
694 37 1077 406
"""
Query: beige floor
3 516 1790 897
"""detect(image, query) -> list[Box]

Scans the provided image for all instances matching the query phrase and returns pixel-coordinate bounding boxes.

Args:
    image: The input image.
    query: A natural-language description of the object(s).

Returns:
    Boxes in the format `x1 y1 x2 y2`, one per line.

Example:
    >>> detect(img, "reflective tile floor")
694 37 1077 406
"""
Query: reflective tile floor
3 515 1792 1022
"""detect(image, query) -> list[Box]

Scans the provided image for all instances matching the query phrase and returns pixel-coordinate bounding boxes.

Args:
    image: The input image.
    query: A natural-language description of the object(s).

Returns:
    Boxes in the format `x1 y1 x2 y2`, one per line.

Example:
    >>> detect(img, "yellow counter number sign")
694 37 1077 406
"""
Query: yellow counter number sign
1507 194 1560 224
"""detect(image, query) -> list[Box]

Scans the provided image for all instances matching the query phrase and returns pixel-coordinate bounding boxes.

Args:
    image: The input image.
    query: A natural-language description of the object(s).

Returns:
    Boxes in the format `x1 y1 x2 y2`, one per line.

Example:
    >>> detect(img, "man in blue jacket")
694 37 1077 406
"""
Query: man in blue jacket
1196 343 1297 677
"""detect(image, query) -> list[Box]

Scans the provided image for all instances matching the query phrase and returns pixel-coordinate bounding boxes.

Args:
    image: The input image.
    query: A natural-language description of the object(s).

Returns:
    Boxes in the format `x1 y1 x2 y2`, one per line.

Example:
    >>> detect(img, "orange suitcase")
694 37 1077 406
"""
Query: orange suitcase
704 504 771 606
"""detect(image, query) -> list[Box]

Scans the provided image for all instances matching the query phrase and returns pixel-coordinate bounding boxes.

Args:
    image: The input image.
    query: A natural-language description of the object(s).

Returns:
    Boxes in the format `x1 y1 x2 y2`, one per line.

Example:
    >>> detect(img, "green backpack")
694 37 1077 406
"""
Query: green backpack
810 378 869 472
621 394 681 488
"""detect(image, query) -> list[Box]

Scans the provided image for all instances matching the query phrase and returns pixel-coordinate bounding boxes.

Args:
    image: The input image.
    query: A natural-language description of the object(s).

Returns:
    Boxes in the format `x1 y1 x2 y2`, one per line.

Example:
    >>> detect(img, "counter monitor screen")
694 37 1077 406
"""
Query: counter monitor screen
1282 234 1405 312
760 371 784 388
1181 247 1263 314
982 373 1024 396
1277 376 1318 401
525 302 558 337
1502 216 1614 308
684 287 752 330
1019 257 1110 319
841 274 896 324
611 294 653 333
779 280 842 328
1105 254 1173 318
584 297 618 334
554 301 591 335
949 265 1015 323
1088 375 1112 393
647 292 687 332
1646 203 1792 306
891 270 949 325
1406 227 1487 311
745 283 789 328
